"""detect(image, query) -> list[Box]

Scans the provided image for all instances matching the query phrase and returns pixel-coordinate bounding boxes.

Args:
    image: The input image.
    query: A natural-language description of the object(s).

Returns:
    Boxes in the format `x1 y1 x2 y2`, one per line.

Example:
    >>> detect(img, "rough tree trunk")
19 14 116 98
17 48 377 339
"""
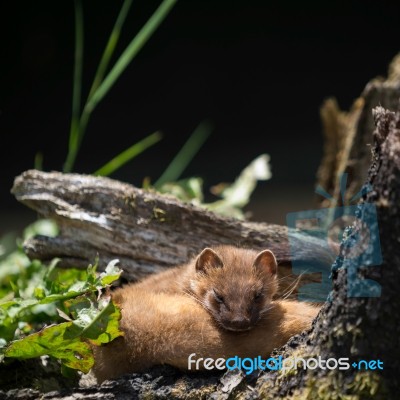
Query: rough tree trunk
3 59 400 399
317 54 400 207
245 104 400 399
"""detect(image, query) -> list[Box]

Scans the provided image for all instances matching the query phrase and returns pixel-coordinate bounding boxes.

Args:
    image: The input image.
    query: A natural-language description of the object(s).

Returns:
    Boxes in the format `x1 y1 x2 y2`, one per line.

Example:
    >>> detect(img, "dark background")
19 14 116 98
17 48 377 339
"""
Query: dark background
1 0 400 234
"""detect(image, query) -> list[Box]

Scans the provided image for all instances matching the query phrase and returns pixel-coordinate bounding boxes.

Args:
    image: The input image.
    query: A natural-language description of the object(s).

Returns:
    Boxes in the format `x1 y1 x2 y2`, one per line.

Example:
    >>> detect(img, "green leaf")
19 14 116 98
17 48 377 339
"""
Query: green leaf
34 152 43 171
34 287 46 300
5 322 94 373
3 291 122 372
155 120 213 188
91 298 122 345
87 0 133 99
0 252 31 284
158 177 204 204
64 0 84 173
204 154 272 219
64 294 123 345
0 232 18 261
61 363 79 379
98 259 122 286
23 219 58 241
94 131 162 177
0 227 122 372
86 0 177 114
64 0 177 173
1 292 85 313
0 309 18 342
217 154 271 207
47 267 88 293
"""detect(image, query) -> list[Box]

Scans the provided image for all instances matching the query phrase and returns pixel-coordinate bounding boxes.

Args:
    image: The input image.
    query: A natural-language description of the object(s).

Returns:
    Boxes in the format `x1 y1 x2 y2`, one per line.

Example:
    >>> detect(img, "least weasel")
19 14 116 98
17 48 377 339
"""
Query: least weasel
123 246 279 332
92 246 321 382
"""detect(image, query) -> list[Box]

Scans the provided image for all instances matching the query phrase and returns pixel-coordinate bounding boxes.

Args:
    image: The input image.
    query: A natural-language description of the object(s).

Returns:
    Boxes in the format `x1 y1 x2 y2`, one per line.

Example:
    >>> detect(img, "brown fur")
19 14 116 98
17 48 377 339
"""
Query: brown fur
92 285 320 382
131 246 279 331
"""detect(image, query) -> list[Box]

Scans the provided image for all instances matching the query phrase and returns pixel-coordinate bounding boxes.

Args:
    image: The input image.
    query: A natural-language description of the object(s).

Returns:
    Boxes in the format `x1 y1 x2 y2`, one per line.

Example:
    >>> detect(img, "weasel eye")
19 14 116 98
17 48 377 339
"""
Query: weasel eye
213 289 224 304
254 291 263 301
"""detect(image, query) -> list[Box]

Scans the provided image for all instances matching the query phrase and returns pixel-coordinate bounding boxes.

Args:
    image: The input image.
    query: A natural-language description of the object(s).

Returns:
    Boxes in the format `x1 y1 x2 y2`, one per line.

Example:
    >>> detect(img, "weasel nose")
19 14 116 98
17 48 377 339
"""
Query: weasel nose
226 316 251 331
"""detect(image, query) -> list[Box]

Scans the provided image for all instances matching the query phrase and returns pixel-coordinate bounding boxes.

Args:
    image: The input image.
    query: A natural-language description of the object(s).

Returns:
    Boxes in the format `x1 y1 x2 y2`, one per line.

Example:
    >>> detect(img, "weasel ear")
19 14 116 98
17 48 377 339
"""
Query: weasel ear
252 250 277 275
196 248 223 273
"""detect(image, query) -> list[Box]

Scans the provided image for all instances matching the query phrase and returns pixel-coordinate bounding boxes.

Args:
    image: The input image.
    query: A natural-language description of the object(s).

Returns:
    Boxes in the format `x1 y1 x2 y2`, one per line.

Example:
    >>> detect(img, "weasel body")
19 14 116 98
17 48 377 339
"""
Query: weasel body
93 287 320 382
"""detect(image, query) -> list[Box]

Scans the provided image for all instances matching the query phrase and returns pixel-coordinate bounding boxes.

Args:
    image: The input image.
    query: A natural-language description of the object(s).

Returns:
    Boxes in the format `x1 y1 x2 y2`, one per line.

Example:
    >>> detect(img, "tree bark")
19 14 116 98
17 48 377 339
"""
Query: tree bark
251 103 400 399
317 54 400 207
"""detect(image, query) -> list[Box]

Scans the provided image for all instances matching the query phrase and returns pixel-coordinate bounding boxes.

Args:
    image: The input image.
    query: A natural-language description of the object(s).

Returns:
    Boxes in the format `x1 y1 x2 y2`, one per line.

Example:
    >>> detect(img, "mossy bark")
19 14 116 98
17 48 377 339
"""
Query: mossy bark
247 104 400 400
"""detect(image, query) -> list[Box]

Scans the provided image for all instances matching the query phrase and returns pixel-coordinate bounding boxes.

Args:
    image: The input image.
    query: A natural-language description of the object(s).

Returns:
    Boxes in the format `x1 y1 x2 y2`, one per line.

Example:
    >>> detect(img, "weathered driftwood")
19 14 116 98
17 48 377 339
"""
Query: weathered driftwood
11 170 333 298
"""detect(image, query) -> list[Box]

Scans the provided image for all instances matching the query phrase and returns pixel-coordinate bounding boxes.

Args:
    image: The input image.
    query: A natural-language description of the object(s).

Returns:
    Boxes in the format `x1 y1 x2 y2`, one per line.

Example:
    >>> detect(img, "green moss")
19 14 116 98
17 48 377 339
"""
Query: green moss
348 372 382 398
275 347 316 382
288 371 385 400
152 206 167 222
256 345 387 400
170 379 217 399
140 391 157 400
123 194 136 209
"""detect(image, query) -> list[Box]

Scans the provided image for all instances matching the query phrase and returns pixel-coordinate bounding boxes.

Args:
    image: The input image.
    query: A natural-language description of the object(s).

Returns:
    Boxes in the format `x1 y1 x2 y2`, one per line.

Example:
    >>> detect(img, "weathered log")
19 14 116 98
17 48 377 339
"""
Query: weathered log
11 169 333 298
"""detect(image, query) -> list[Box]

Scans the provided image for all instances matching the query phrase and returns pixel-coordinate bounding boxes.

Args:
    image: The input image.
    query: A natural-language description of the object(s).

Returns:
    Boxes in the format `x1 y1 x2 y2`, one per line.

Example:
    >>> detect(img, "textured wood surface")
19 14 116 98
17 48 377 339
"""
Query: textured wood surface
12 170 334 298
317 55 400 207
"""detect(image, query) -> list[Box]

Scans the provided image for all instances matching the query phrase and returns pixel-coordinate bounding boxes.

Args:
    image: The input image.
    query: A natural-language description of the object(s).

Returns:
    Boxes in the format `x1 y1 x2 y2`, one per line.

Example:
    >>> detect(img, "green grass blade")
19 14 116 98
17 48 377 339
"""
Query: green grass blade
94 131 162 176
64 0 84 173
88 0 133 100
154 120 213 188
34 152 43 171
86 0 177 113
76 0 133 158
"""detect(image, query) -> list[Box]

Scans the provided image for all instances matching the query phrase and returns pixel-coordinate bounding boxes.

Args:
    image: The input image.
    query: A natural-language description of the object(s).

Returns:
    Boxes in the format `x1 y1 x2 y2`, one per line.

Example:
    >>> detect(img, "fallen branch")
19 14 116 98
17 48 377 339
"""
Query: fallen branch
11 170 332 298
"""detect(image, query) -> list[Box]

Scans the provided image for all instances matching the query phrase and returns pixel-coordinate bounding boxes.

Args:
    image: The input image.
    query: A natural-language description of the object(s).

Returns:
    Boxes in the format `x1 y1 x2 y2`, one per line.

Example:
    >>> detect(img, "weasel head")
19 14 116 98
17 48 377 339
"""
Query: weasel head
191 246 278 332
